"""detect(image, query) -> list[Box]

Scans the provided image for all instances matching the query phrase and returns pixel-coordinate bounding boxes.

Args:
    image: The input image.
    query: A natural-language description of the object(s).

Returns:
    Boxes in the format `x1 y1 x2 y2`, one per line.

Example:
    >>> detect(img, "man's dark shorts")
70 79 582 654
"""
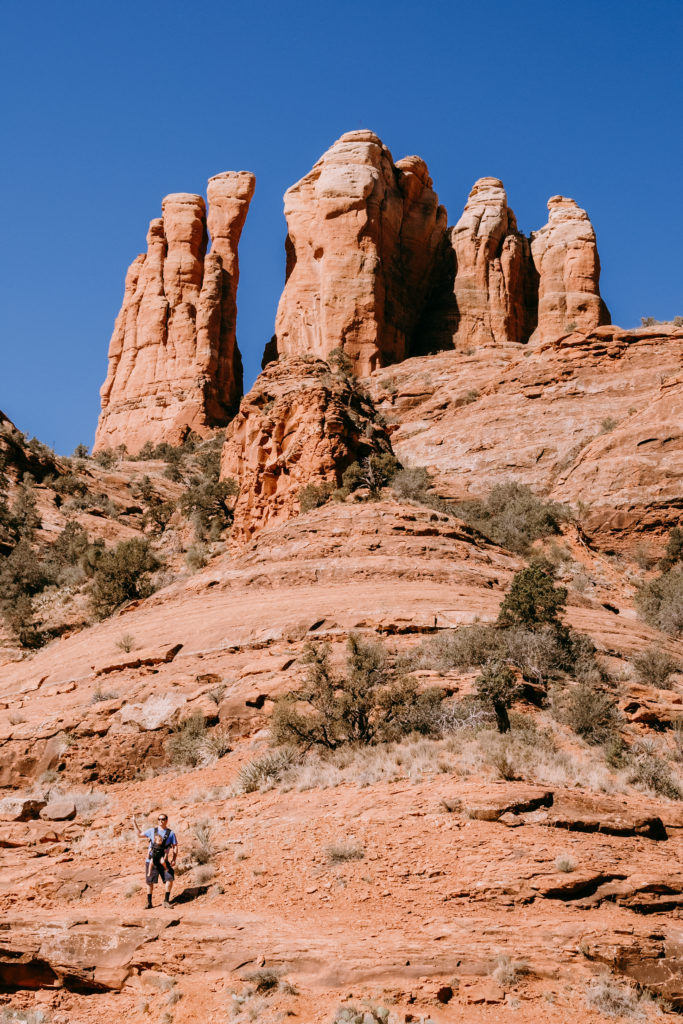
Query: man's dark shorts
146 859 175 884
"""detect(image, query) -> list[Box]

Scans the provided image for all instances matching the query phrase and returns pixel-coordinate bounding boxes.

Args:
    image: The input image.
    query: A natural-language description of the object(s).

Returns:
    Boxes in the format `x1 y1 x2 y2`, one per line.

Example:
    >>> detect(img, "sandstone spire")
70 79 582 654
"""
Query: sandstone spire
271 130 448 375
450 177 537 348
530 195 610 342
94 173 255 454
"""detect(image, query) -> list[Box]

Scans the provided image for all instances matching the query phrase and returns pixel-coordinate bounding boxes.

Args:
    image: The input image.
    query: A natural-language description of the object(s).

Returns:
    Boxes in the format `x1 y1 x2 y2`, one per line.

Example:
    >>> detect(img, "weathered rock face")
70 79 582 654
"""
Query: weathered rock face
530 195 610 342
272 130 448 375
94 173 255 454
450 177 537 349
220 356 394 543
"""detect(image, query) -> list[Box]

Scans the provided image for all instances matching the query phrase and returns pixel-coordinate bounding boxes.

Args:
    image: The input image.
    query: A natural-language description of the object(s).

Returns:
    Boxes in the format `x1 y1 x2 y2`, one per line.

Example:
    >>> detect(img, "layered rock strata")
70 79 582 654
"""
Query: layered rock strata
95 173 255 453
271 130 448 375
221 356 394 543
530 195 610 342
449 177 537 349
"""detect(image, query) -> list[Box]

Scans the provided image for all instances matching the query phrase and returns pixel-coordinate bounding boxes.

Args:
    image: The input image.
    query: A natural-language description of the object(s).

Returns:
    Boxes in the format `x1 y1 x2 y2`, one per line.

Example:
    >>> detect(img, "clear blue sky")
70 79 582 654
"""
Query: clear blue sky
1 0 681 454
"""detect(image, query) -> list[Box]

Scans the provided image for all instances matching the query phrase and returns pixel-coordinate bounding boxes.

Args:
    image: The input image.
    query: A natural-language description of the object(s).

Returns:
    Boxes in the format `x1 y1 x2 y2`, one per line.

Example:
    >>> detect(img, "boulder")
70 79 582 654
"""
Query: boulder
0 797 46 821
40 799 77 822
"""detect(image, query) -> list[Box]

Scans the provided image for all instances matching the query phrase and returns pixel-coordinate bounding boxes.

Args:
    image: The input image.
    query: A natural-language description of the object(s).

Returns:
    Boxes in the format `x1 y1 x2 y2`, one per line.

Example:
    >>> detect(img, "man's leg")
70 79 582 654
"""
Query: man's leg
146 863 155 908
163 866 175 904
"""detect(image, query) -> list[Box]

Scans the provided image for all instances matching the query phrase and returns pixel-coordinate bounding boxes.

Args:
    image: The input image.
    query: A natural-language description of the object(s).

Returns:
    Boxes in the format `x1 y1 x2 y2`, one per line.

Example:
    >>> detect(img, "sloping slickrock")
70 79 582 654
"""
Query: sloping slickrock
272 130 448 375
95 174 255 454
530 195 610 342
450 177 537 349
221 356 395 543
368 324 683 550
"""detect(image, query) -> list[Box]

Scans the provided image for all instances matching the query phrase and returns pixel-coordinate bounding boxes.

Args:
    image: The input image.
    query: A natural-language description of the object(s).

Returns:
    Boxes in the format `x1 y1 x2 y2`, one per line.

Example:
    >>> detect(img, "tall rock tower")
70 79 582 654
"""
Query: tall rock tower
94 172 255 453
271 130 448 375
449 177 537 349
530 195 610 342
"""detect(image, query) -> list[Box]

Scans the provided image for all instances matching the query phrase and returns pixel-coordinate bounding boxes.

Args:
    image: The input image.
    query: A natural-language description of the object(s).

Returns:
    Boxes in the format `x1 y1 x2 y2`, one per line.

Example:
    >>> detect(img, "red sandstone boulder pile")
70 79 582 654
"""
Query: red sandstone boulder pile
221 355 394 544
271 130 448 375
450 177 537 349
95 172 255 454
530 194 610 343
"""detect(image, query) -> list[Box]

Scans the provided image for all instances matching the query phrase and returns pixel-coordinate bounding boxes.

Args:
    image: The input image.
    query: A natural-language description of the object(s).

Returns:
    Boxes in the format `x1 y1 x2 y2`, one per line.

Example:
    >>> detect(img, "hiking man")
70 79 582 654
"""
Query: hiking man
132 812 178 908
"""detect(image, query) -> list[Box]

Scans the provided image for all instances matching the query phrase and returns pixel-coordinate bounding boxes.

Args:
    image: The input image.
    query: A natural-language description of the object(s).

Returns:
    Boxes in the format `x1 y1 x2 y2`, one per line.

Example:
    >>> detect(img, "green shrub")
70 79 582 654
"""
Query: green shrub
93 449 117 468
11 479 41 539
271 635 444 749
660 526 683 570
497 563 568 630
628 749 682 800
72 443 89 459
327 346 353 377
632 645 682 689
167 713 208 767
636 565 683 635
235 748 300 793
474 660 519 733
180 477 238 540
89 538 159 619
299 481 335 513
390 466 432 503
340 453 400 499
556 680 622 745
453 481 569 554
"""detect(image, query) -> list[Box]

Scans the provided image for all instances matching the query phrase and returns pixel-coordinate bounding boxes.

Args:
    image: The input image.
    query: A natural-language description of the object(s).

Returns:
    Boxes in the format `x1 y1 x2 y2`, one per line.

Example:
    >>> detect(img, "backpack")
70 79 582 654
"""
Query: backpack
150 827 171 866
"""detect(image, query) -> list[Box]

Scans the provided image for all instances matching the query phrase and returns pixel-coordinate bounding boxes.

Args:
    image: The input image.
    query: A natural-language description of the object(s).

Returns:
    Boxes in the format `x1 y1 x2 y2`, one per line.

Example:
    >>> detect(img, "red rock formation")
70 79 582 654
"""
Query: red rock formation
272 130 447 375
530 195 610 343
95 174 255 454
221 355 394 543
450 177 537 349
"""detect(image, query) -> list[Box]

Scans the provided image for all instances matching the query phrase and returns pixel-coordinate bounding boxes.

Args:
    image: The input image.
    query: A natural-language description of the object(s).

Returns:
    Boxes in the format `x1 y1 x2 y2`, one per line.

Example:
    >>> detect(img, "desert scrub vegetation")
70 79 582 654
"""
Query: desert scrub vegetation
584 975 645 1017
89 537 160 619
271 634 444 749
0 521 104 645
635 525 683 635
325 839 365 863
631 645 682 689
298 480 335 513
235 747 301 793
450 481 570 555
167 712 230 768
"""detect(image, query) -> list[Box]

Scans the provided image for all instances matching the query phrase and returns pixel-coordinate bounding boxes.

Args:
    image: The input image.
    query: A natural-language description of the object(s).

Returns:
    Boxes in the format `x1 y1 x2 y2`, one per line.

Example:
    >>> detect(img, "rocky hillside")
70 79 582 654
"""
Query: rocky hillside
1 129 683 1023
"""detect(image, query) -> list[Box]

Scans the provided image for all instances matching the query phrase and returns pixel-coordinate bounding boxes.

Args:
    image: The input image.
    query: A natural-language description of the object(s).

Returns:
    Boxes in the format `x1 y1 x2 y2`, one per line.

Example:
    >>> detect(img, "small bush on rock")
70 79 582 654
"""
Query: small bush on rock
235 747 300 793
555 680 622 745
632 645 682 689
636 565 683 636
299 481 335 513
453 481 569 555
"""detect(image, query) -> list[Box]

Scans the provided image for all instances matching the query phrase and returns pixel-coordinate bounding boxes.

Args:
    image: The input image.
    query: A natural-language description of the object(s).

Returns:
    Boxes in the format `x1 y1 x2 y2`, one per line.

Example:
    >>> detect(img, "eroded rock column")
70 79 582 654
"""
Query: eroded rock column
271 130 448 375
530 195 610 343
95 174 255 453
450 177 537 349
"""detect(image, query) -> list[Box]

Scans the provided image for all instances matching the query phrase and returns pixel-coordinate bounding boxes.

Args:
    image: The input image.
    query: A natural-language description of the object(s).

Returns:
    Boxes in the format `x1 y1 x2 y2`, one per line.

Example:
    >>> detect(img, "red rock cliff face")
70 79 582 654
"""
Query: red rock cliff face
271 130 448 375
94 173 255 454
221 356 394 544
530 195 610 343
450 177 537 349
